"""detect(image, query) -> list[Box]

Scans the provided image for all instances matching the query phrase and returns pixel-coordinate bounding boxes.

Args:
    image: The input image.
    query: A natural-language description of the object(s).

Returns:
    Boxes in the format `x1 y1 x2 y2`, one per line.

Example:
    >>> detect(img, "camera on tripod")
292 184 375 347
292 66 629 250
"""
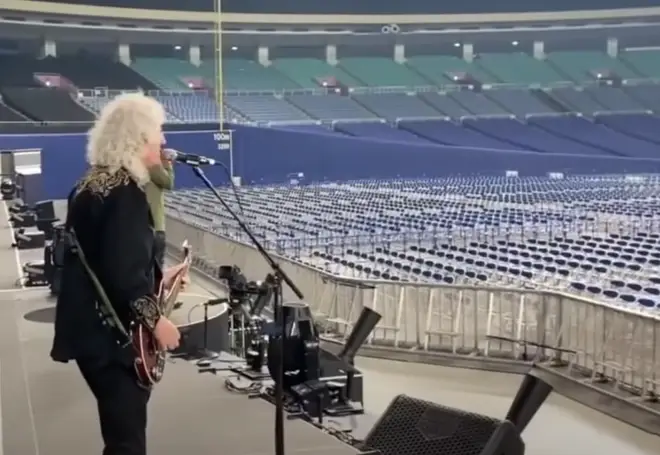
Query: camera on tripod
217 265 275 374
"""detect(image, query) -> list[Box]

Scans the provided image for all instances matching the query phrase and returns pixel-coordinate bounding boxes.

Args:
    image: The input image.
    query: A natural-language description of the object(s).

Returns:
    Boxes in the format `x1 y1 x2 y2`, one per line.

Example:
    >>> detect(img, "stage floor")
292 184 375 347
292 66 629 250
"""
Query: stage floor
1 201 660 455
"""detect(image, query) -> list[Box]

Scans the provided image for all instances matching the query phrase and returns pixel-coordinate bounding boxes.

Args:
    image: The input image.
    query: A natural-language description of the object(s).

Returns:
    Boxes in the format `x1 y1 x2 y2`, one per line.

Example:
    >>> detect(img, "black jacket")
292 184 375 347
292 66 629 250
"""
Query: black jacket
51 166 162 365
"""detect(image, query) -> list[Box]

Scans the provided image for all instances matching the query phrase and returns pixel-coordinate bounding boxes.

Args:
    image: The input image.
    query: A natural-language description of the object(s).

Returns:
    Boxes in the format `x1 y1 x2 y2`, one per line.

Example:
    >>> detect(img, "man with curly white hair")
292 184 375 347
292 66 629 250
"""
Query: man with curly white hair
51 92 184 455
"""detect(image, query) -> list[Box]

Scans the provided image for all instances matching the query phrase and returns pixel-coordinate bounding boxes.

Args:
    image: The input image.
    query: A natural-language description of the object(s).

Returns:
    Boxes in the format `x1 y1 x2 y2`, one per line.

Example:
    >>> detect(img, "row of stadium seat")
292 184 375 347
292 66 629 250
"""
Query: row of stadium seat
74 83 660 124
165 176 660 311
3 86 659 160
0 51 659 92
130 51 660 90
133 50 660 90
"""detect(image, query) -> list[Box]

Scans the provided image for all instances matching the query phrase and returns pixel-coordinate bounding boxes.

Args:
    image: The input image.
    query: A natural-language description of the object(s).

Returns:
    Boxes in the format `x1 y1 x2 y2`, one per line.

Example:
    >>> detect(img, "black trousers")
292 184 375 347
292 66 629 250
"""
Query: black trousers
77 360 151 455
153 230 166 271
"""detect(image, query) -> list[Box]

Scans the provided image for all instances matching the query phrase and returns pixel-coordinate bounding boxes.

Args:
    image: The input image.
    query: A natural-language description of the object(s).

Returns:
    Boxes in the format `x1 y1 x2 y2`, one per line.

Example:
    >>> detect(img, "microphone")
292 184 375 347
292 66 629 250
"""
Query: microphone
203 297 229 306
164 148 219 166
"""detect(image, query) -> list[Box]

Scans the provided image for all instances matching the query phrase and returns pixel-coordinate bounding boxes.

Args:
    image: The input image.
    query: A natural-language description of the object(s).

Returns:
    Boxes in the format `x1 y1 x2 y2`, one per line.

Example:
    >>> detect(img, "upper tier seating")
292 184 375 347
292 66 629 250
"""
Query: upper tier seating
225 95 311 122
623 84 660 111
273 58 362 88
545 87 606 114
0 102 29 122
132 58 201 90
202 59 300 91
546 51 640 82
286 94 376 121
352 93 442 120
340 58 429 87
475 53 567 84
418 92 472 117
406 55 497 85
0 54 157 90
483 89 555 116
582 86 646 112
620 50 660 78
448 91 509 116
1 88 95 122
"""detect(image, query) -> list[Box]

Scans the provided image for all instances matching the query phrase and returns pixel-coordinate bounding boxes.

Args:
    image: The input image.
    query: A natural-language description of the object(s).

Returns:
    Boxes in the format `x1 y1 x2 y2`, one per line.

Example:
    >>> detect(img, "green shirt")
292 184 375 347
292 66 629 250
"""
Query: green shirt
145 161 174 232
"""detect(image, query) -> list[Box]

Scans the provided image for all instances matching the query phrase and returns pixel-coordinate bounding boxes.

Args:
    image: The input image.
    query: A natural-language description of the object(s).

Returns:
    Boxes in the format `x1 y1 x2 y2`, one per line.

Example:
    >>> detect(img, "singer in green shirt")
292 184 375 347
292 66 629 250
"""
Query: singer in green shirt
146 158 174 269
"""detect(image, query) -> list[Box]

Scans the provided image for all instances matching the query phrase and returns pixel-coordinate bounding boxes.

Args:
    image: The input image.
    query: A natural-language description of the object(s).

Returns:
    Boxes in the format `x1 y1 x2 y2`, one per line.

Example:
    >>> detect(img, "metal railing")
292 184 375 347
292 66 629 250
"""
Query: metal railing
55 77 660 101
166 213 660 401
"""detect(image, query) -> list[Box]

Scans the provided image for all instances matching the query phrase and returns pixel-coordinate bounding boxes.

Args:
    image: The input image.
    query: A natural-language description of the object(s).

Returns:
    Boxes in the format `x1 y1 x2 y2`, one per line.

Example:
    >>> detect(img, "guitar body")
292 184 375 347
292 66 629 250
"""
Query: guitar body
133 323 167 388
133 241 191 388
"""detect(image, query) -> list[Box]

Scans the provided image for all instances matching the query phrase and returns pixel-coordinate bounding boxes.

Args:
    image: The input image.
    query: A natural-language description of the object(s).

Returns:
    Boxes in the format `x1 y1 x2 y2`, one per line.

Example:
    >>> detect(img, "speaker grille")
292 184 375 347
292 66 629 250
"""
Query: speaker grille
364 395 501 455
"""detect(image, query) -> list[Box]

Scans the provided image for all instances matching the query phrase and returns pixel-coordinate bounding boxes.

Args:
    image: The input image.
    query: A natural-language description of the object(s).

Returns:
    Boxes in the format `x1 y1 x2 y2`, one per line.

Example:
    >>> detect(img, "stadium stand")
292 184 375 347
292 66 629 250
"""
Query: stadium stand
475 52 567 85
351 93 442 120
273 58 363 88
1 88 94 122
132 57 201 90
406 55 497 85
204 59 300 91
339 57 430 87
620 49 660 78
0 102 29 122
546 51 640 82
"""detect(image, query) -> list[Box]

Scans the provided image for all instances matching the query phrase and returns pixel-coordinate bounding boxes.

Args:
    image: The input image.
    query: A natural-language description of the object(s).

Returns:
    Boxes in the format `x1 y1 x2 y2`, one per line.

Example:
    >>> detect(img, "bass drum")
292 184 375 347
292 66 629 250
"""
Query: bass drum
169 293 230 358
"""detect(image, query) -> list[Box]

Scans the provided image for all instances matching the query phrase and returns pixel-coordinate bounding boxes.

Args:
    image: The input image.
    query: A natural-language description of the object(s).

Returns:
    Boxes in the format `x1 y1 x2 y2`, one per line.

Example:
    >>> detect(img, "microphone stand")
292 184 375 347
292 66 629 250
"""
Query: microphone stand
195 298 220 365
191 165 303 455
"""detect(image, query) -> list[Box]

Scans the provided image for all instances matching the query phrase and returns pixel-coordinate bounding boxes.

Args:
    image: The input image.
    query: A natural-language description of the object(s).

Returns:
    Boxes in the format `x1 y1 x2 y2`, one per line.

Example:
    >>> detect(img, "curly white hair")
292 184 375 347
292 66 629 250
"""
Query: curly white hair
86 92 166 186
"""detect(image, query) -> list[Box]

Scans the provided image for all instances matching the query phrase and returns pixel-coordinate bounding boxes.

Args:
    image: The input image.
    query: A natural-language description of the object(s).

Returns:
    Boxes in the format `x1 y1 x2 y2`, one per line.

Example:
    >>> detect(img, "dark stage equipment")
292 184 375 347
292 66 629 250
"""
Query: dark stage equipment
191 164 304 455
12 229 45 249
8 201 28 214
9 210 36 228
22 261 48 287
266 305 382 419
34 200 59 240
363 370 552 455
1 178 16 200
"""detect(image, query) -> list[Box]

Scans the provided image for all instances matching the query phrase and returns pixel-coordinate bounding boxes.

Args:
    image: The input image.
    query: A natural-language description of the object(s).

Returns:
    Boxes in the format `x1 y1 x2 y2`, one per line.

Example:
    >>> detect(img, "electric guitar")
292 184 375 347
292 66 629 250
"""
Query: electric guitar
133 241 191 388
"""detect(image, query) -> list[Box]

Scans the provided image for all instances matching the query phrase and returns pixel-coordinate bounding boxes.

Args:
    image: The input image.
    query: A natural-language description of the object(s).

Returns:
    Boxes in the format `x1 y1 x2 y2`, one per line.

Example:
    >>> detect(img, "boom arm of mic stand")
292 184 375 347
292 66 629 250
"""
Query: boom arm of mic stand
191 165 302 455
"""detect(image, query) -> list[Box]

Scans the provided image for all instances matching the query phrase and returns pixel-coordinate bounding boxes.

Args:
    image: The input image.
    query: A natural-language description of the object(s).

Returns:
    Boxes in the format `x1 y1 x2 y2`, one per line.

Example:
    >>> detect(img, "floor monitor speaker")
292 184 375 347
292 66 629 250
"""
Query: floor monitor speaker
364 395 501 455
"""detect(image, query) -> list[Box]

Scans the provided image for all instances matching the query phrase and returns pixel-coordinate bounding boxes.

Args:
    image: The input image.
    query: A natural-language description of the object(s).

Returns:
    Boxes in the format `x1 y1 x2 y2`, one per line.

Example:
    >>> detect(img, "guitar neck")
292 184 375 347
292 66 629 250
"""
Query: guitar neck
160 254 190 317
162 279 185 317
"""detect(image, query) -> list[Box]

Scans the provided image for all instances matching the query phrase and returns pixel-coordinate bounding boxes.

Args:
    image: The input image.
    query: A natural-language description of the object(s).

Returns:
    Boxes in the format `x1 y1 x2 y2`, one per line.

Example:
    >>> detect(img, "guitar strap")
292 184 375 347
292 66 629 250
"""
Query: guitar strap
64 187 131 345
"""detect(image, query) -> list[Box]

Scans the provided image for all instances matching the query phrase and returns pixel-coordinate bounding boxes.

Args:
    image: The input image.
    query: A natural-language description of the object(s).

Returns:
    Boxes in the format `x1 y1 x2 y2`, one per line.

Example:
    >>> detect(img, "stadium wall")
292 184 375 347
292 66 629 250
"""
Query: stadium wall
2 126 660 199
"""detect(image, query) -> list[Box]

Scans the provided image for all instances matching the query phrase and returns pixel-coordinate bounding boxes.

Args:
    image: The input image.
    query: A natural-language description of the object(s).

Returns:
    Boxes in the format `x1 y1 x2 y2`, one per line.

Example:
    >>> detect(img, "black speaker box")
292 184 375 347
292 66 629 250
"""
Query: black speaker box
364 395 500 455
363 372 552 455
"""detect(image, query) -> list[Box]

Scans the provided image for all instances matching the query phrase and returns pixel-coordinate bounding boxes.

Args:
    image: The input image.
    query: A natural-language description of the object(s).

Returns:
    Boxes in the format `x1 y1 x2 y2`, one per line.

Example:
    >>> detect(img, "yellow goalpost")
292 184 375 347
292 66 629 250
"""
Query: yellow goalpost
214 0 224 127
